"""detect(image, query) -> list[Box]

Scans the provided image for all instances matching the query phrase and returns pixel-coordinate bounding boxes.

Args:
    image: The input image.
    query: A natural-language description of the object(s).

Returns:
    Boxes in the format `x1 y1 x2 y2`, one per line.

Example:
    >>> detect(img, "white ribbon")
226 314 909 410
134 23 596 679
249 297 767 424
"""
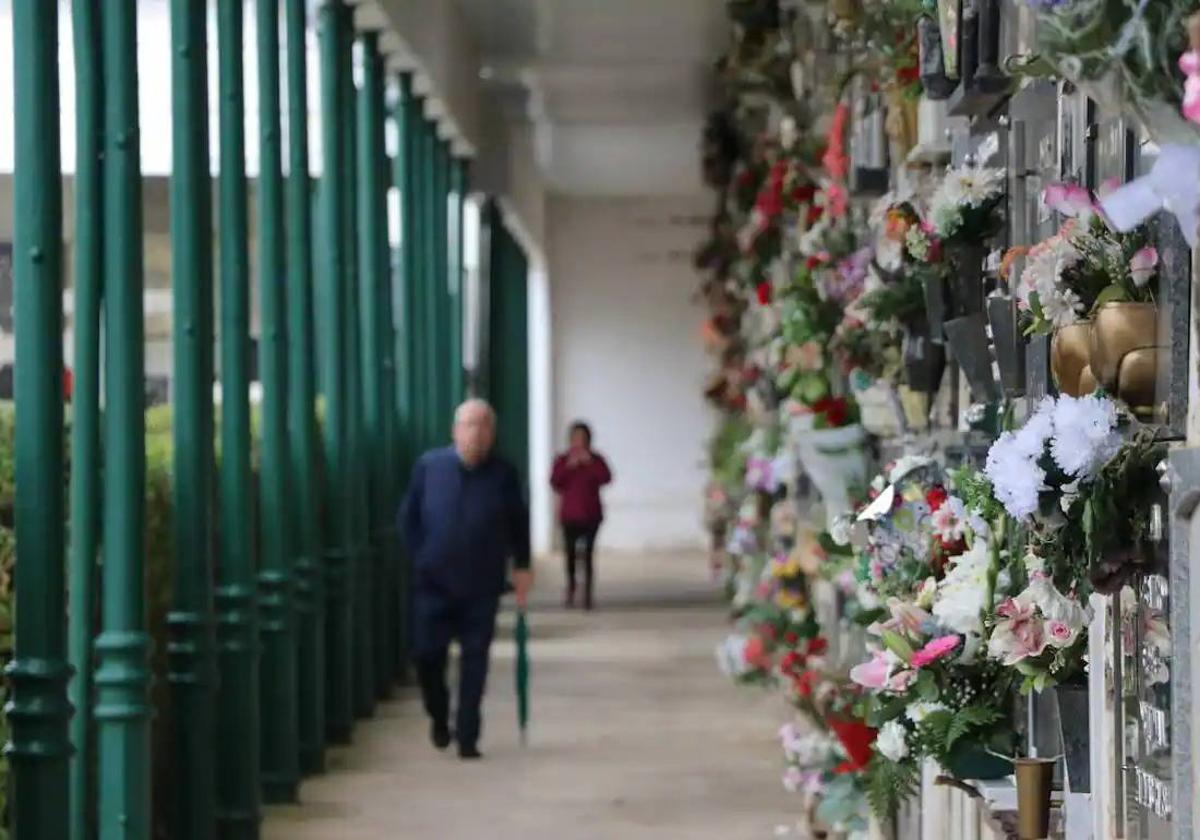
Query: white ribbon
1099 143 1200 248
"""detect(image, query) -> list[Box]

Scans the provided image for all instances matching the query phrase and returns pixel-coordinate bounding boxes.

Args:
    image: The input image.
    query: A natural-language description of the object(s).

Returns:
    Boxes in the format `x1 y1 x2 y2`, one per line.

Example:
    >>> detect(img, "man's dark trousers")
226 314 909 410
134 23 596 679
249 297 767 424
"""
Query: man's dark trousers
413 586 500 750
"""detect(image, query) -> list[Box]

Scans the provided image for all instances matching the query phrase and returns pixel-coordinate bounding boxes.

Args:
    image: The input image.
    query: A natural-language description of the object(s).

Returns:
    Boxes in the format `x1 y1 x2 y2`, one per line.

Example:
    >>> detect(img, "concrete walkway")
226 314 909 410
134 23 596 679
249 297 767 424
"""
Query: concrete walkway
264 551 796 840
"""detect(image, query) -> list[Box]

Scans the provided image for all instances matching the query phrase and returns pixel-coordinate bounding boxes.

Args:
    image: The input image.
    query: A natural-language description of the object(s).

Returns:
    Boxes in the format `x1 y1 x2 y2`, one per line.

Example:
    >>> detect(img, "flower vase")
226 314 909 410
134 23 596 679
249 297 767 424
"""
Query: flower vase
944 313 1001 403
1050 322 1093 397
902 318 947 394
986 295 1024 396
945 243 987 318
790 420 870 531
1054 684 1091 794
942 741 1013 781
922 271 948 342
1015 757 1056 840
1089 302 1162 409
919 16 957 100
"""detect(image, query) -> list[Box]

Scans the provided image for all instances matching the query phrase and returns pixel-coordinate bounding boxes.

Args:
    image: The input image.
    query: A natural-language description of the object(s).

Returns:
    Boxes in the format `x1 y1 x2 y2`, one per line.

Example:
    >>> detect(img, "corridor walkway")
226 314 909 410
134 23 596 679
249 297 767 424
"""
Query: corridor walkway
263 551 796 840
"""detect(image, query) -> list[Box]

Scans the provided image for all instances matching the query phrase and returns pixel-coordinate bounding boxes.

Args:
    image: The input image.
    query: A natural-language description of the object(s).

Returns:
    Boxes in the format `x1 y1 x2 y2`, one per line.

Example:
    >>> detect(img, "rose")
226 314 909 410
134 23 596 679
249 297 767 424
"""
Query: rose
1047 620 1076 647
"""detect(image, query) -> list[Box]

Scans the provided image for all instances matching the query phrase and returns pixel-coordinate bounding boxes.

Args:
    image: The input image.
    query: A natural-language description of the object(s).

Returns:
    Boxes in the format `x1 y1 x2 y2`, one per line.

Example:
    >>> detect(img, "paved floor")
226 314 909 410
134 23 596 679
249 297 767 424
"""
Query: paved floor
263 550 797 840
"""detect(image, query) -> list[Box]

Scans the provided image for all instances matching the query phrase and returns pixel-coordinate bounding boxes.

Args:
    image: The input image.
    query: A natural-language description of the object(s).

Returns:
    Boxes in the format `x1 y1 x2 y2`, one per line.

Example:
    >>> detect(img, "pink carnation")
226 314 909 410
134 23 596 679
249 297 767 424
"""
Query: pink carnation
910 634 962 668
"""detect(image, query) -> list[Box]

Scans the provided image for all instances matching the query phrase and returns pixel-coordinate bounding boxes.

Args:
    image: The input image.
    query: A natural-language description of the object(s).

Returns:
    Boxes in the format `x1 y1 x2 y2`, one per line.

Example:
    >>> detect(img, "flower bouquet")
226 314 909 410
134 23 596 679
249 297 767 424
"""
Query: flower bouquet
1020 0 1200 145
1008 182 1160 403
860 202 947 396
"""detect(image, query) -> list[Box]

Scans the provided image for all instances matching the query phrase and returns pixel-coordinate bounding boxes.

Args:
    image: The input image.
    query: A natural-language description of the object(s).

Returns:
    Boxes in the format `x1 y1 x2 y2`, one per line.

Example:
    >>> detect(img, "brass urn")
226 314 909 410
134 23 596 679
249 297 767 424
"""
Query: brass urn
1015 757 1057 839
1050 322 1092 396
1089 302 1158 391
1115 347 1160 412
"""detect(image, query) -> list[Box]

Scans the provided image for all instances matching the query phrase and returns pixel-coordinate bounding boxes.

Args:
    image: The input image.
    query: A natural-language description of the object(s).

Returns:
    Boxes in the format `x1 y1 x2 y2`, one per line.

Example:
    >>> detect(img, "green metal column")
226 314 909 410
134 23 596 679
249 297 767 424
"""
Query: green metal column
256 0 300 802
391 74 417 681
95 2 151 839
216 0 261 834
448 158 466 407
168 0 217 836
317 0 354 743
488 216 532 491
68 2 103 838
356 32 393 700
284 0 326 775
409 101 430 455
340 21 374 721
433 139 451 434
10 3 71 840
422 124 441 450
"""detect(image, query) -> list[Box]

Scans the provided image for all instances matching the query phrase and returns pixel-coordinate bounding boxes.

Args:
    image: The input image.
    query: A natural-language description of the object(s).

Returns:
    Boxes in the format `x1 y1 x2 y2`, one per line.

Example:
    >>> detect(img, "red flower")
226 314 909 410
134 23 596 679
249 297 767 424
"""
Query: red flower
805 204 825 228
822 103 850 181
806 637 828 657
897 63 920 85
827 717 877 771
783 631 799 647
63 367 74 401
794 669 818 697
811 396 849 429
925 486 948 511
779 651 805 677
756 281 772 305
743 636 772 670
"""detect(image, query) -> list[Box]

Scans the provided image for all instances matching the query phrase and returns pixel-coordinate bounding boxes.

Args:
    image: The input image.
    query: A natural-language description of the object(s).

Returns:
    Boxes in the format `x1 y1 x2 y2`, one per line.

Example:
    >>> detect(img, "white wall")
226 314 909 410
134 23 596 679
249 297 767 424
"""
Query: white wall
547 194 711 553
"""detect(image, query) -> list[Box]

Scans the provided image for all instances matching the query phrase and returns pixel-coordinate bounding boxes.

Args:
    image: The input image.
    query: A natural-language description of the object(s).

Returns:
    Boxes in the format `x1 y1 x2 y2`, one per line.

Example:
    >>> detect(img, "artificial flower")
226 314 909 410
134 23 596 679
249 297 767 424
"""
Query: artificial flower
931 540 994 636
905 701 949 723
875 720 909 762
910 634 962 668
1129 245 1159 288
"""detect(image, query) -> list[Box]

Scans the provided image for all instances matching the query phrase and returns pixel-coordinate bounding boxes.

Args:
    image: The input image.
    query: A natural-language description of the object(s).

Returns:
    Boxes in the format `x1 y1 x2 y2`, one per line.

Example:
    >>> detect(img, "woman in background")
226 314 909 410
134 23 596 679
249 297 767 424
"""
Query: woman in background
550 421 613 610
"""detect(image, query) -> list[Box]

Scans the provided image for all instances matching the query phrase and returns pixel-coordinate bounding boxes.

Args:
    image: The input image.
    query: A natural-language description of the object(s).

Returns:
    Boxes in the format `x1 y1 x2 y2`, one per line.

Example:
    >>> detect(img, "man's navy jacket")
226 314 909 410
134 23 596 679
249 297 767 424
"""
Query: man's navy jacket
400 447 531 599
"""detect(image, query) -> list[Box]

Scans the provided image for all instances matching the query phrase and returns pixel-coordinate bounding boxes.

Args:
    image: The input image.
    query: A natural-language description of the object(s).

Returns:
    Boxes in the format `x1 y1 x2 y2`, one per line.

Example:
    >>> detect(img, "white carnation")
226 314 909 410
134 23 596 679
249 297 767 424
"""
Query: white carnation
932 539 993 636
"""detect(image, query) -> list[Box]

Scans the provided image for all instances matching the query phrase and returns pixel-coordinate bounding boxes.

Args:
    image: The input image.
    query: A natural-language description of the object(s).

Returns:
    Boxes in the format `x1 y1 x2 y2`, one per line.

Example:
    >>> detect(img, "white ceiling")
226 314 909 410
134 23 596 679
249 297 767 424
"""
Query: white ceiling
456 0 728 196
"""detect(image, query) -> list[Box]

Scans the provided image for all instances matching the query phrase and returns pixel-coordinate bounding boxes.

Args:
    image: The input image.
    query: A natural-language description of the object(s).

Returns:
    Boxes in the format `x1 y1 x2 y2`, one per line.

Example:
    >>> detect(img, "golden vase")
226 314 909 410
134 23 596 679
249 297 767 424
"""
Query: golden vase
1115 347 1160 413
1014 757 1056 840
1089 302 1158 391
1050 322 1092 396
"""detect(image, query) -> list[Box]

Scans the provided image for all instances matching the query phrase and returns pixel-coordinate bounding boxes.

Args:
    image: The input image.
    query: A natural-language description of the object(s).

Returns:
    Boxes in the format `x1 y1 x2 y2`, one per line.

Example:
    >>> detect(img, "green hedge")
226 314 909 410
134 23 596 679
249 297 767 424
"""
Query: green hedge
0 402 243 840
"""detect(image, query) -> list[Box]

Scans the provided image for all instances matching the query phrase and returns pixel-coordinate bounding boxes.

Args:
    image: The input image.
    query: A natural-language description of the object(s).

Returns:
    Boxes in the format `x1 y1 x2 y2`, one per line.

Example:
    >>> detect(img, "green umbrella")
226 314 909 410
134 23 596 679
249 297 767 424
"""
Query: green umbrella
515 608 530 745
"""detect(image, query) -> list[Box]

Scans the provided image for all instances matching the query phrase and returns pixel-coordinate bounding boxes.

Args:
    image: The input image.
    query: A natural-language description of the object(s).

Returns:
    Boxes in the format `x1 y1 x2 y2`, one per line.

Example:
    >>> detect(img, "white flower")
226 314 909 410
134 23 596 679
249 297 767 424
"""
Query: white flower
876 720 910 762
782 766 804 793
985 431 1046 520
1050 394 1122 478
830 513 853 546
915 577 938 609
932 540 993 636
906 701 949 723
716 634 750 677
905 226 933 261
931 495 969 542
1040 288 1084 328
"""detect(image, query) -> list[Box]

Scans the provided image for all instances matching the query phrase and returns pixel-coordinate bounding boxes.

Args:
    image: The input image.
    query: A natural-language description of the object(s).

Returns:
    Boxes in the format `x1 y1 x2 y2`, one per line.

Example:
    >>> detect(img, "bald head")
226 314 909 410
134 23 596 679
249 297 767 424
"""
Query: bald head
453 398 496 467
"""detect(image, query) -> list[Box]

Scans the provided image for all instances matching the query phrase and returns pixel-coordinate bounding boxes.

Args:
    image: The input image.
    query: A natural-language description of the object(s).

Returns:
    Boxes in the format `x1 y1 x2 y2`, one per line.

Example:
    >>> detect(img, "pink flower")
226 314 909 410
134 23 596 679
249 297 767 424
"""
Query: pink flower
849 651 891 690
910 634 962 668
1043 182 1096 219
884 598 933 636
988 597 1048 665
888 669 917 692
1047 620 1074 645
1129 245 1158 288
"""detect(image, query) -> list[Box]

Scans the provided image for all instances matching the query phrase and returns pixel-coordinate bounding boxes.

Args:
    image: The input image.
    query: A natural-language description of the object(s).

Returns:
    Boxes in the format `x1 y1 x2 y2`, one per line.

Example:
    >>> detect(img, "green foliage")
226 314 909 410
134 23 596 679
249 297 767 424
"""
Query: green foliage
944 704 1003 752
708 414 753 489
865 755 919 818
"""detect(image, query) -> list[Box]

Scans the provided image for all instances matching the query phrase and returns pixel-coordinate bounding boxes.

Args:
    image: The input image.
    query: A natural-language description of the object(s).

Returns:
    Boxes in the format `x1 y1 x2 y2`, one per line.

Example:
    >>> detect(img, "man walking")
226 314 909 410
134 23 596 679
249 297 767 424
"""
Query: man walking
401 399 533 759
